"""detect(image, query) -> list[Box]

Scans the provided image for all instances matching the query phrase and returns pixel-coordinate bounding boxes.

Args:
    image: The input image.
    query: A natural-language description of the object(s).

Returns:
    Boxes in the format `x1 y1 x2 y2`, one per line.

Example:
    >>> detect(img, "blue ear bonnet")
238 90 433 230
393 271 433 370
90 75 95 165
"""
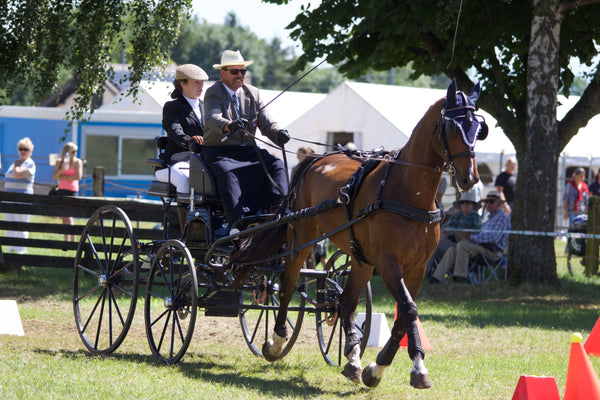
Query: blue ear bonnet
442 80 488 147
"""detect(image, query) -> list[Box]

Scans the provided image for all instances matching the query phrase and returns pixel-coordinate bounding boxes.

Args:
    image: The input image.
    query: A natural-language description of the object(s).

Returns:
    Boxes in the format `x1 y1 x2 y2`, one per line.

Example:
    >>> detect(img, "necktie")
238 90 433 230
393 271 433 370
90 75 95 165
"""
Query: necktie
232 93 241 116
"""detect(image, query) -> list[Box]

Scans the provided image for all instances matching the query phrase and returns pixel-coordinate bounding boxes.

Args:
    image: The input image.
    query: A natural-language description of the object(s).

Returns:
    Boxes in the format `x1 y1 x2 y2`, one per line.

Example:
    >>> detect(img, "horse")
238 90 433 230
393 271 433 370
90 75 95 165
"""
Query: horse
230 79 487 389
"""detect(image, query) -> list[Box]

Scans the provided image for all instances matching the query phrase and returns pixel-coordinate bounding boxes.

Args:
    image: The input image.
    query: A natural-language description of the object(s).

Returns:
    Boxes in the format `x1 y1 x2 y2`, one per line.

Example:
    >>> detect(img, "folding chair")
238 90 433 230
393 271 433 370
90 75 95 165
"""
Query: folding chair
468 250 507 284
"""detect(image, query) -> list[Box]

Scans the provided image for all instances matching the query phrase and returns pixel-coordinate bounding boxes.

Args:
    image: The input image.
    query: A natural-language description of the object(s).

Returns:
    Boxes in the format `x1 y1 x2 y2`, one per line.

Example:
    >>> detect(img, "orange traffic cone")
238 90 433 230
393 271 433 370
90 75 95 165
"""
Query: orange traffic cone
564 333 600 400
584 316 600 357
395 303 431 350
511 375 560 400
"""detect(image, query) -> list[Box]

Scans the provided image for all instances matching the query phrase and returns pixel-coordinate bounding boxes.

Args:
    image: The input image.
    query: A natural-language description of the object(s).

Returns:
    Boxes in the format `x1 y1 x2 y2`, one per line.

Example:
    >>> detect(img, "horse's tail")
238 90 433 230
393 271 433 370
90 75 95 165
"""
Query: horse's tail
230 222 288 287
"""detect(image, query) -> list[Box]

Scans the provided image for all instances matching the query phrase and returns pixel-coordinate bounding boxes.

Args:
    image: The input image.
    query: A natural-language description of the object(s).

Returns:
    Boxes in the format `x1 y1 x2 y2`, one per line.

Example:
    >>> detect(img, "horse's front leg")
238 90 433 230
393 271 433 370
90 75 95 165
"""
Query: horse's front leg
362 278 432 389
261 256 305 362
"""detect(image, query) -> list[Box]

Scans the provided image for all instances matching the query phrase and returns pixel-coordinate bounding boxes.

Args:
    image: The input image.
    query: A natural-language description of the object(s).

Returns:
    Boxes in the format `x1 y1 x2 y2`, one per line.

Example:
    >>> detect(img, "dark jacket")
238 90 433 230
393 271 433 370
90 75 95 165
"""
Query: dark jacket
161 96 205 162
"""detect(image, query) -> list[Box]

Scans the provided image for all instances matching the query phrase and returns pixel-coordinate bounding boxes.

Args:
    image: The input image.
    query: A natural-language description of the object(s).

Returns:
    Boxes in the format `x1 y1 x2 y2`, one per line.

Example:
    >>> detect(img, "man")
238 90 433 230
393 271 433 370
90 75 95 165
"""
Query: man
430 191 511 284
495 157 517 211
203 50 290 226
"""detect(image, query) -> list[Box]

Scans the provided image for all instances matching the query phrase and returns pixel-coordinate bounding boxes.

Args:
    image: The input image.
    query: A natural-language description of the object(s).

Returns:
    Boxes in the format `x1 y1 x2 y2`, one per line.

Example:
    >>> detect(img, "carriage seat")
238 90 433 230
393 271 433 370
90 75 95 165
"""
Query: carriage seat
181 153 219 203
147 136 176 198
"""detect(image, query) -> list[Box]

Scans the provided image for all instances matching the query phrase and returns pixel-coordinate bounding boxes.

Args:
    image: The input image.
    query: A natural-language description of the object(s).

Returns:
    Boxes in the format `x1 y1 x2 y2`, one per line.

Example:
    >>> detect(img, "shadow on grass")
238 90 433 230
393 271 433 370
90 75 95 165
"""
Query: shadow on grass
33 348 366 398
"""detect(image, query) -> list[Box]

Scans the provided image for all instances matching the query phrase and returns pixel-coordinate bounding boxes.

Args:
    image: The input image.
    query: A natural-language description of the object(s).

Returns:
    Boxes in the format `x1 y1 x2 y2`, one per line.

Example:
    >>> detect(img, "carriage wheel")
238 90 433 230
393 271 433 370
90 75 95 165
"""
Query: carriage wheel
239 271 305 359
145 239 198 364
73 205 140 355
314 250 372 366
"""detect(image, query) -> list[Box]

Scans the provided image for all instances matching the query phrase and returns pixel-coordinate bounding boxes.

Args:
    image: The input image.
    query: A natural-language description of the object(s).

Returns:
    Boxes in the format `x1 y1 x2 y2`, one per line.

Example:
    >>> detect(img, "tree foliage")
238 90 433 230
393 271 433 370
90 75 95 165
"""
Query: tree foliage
268 0 600 284
0 0 192 123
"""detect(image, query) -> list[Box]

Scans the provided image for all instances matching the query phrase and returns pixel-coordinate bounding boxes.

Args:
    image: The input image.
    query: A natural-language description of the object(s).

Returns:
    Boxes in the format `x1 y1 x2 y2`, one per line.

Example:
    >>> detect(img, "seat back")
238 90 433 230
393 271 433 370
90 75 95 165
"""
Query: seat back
189 153 218 199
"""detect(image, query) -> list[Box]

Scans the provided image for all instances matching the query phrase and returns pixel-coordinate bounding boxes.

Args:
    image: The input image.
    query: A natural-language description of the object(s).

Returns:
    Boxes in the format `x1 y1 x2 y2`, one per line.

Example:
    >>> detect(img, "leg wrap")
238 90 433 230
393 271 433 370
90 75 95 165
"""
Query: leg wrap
344 332 361 357
376 338 400 366
406 319 425 360
274 324 288 339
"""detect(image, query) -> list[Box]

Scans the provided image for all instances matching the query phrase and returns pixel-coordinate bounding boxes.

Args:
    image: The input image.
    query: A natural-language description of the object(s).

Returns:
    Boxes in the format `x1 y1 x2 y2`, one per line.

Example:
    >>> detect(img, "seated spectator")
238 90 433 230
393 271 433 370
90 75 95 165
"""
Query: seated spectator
426 191 482 277
429 190 511 284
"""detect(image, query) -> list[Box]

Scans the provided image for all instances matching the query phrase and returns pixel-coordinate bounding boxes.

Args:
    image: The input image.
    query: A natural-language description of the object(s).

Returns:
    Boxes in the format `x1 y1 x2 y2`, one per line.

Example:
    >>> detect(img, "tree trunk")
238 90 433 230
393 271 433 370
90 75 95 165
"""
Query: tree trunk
509 0 562 286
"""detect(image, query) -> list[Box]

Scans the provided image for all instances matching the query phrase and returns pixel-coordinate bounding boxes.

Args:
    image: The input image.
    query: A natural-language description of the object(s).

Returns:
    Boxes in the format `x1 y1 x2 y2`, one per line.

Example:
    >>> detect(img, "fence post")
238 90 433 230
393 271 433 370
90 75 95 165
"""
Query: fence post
584 196 600 276
93 166 105 197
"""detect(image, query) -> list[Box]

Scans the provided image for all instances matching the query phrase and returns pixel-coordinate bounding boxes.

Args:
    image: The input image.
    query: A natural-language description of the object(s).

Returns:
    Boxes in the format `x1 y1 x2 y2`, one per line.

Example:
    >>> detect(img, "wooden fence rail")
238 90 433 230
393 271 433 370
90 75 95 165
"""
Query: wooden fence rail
0 191 178 271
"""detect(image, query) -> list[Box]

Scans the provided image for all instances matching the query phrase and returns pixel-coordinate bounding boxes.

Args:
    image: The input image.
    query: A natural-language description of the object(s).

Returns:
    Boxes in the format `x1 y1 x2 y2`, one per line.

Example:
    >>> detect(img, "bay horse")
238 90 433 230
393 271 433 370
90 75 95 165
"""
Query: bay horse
230 79 487 389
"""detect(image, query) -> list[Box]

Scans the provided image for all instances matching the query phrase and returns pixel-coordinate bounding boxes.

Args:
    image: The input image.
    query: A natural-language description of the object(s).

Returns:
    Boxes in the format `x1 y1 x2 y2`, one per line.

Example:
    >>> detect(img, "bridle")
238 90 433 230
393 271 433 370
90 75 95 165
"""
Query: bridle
431 90 488 177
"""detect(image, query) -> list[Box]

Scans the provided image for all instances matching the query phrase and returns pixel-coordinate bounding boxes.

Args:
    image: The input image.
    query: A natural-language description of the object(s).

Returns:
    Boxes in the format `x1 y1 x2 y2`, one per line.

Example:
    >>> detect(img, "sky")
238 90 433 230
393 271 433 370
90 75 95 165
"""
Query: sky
191 0 320 48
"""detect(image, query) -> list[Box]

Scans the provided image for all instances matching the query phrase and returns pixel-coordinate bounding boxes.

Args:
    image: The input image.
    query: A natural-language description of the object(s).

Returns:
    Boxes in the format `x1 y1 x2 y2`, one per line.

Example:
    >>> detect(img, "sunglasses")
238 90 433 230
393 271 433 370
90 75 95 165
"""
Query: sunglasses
224 68 247 76
18 147 30 152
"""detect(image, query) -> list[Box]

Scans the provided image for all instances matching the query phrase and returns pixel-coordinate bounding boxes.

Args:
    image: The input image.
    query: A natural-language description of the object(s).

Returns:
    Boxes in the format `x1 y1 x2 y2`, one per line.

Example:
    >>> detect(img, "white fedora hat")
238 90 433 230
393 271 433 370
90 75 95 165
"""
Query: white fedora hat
213 50 254 69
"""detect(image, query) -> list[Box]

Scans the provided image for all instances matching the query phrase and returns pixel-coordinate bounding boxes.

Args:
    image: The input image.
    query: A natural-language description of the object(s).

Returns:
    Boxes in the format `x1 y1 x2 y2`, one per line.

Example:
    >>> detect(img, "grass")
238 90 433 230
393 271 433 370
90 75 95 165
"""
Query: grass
1 240 600 399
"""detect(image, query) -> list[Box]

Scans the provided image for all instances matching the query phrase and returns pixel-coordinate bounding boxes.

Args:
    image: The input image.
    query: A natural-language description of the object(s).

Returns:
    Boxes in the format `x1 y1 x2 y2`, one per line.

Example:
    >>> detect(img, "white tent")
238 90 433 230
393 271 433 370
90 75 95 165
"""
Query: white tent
285 81 516 180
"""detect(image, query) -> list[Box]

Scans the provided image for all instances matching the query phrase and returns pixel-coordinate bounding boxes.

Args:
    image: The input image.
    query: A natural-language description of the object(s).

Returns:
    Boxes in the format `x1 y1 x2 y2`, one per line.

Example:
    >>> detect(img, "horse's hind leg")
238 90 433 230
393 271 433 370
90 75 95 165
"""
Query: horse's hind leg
339 263 373 383
262 246 311 362
362 277 431 389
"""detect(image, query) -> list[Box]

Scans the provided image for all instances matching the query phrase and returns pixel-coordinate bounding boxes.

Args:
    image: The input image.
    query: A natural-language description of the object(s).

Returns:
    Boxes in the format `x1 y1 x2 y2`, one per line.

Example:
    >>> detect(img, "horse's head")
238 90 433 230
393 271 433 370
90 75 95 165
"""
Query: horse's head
435 79 487 191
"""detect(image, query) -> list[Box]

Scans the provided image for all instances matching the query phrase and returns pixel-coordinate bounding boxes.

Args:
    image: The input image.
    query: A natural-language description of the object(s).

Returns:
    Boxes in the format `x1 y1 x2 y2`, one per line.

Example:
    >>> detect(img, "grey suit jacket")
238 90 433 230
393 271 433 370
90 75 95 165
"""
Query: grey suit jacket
203 81 281 147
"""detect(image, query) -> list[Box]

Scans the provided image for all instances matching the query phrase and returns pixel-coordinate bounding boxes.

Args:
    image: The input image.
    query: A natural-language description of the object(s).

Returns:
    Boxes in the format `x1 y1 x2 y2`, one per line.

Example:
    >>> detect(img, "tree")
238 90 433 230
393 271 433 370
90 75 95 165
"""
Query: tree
0 0 192 123
270 0 600 285
171 14 345 93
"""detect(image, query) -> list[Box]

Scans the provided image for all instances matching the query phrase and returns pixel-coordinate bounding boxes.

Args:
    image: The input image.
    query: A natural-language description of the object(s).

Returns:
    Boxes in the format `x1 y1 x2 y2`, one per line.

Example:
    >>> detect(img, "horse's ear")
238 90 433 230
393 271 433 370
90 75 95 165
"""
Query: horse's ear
469 81 482 104
446 78 458 105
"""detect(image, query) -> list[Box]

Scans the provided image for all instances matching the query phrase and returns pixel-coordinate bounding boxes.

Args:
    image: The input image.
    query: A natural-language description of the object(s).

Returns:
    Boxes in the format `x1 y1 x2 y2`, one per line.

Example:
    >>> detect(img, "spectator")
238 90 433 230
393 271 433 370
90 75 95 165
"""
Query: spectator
155 64 207 195
291 146 315 179
589 171 600 198
51 142 83 242
563 167 589 226
429 190 511 284
203 50 289 226
426 191 482 277
4 138 36 253
495 157 517 210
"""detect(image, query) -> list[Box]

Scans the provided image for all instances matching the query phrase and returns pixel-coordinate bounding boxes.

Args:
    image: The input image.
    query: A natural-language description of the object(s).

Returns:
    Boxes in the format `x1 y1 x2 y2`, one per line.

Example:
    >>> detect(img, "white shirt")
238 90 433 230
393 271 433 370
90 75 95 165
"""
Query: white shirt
183 95 202 122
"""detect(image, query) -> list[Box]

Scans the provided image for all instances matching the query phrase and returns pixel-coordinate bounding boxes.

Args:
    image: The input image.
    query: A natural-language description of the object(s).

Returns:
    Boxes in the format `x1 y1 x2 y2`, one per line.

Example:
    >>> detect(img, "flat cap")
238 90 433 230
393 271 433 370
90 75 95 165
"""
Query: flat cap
175 64 208 81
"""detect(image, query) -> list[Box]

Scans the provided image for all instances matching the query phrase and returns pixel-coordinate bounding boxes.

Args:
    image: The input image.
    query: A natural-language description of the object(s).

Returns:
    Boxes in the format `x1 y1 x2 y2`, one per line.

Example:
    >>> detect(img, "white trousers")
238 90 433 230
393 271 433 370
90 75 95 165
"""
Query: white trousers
154 161 190 194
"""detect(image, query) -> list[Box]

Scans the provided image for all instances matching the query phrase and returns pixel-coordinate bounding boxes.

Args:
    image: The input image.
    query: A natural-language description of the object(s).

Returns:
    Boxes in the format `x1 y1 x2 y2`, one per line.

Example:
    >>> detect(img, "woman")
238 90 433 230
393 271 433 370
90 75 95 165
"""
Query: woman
4 137 36 253
51 142 83 241
155 63 208 194
563 167 589 226
427 191 482 282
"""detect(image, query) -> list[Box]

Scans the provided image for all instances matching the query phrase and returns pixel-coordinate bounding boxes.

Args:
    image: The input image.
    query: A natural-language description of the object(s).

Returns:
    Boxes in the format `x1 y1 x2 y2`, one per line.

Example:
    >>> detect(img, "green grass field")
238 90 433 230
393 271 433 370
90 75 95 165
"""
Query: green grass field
1 240 599 399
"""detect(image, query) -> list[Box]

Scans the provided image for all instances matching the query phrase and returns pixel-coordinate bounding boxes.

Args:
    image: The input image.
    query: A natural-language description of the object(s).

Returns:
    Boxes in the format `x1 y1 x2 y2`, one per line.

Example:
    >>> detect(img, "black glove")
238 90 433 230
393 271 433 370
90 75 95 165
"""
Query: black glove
277 129 290 146
229 118 249 133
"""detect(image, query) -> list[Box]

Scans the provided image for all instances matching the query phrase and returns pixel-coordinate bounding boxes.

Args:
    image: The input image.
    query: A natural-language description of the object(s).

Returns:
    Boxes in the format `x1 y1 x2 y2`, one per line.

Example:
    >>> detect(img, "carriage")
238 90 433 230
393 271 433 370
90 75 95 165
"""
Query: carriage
72 79 486 389
72 147 373 366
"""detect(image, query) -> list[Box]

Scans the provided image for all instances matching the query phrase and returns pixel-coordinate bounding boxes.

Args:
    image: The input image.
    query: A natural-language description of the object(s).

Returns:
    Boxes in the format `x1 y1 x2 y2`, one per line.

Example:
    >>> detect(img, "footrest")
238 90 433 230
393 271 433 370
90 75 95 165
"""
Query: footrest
204 290 240 317
148 180 176 198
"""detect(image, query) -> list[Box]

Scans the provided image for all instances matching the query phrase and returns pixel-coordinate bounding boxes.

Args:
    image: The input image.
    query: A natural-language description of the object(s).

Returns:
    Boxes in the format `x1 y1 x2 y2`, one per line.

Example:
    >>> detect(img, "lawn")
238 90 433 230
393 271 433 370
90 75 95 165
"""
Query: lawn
1 240 599 399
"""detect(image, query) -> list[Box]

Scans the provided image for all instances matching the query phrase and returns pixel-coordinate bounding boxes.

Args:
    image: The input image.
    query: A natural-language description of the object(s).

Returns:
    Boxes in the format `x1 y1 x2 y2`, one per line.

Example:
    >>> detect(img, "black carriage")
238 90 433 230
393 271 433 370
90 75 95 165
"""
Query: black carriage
72 144 372 366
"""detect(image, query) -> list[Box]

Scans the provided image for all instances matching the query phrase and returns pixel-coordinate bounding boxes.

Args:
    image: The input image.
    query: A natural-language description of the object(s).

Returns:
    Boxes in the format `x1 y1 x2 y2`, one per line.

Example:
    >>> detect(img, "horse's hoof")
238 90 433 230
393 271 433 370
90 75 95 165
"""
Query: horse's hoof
361 362 382 388
410 371 432 389
341 362 362 384
261 341 279 362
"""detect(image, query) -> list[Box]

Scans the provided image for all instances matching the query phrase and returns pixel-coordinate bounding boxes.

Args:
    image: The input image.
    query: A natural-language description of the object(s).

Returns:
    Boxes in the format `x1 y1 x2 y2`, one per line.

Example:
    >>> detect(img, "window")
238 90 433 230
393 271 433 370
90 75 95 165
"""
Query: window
82 123 161 177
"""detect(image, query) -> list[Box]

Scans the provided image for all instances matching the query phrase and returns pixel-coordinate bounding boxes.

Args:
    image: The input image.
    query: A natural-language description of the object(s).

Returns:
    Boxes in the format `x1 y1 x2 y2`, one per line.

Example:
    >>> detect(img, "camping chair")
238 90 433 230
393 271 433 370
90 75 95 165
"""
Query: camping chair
468 248 508 284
